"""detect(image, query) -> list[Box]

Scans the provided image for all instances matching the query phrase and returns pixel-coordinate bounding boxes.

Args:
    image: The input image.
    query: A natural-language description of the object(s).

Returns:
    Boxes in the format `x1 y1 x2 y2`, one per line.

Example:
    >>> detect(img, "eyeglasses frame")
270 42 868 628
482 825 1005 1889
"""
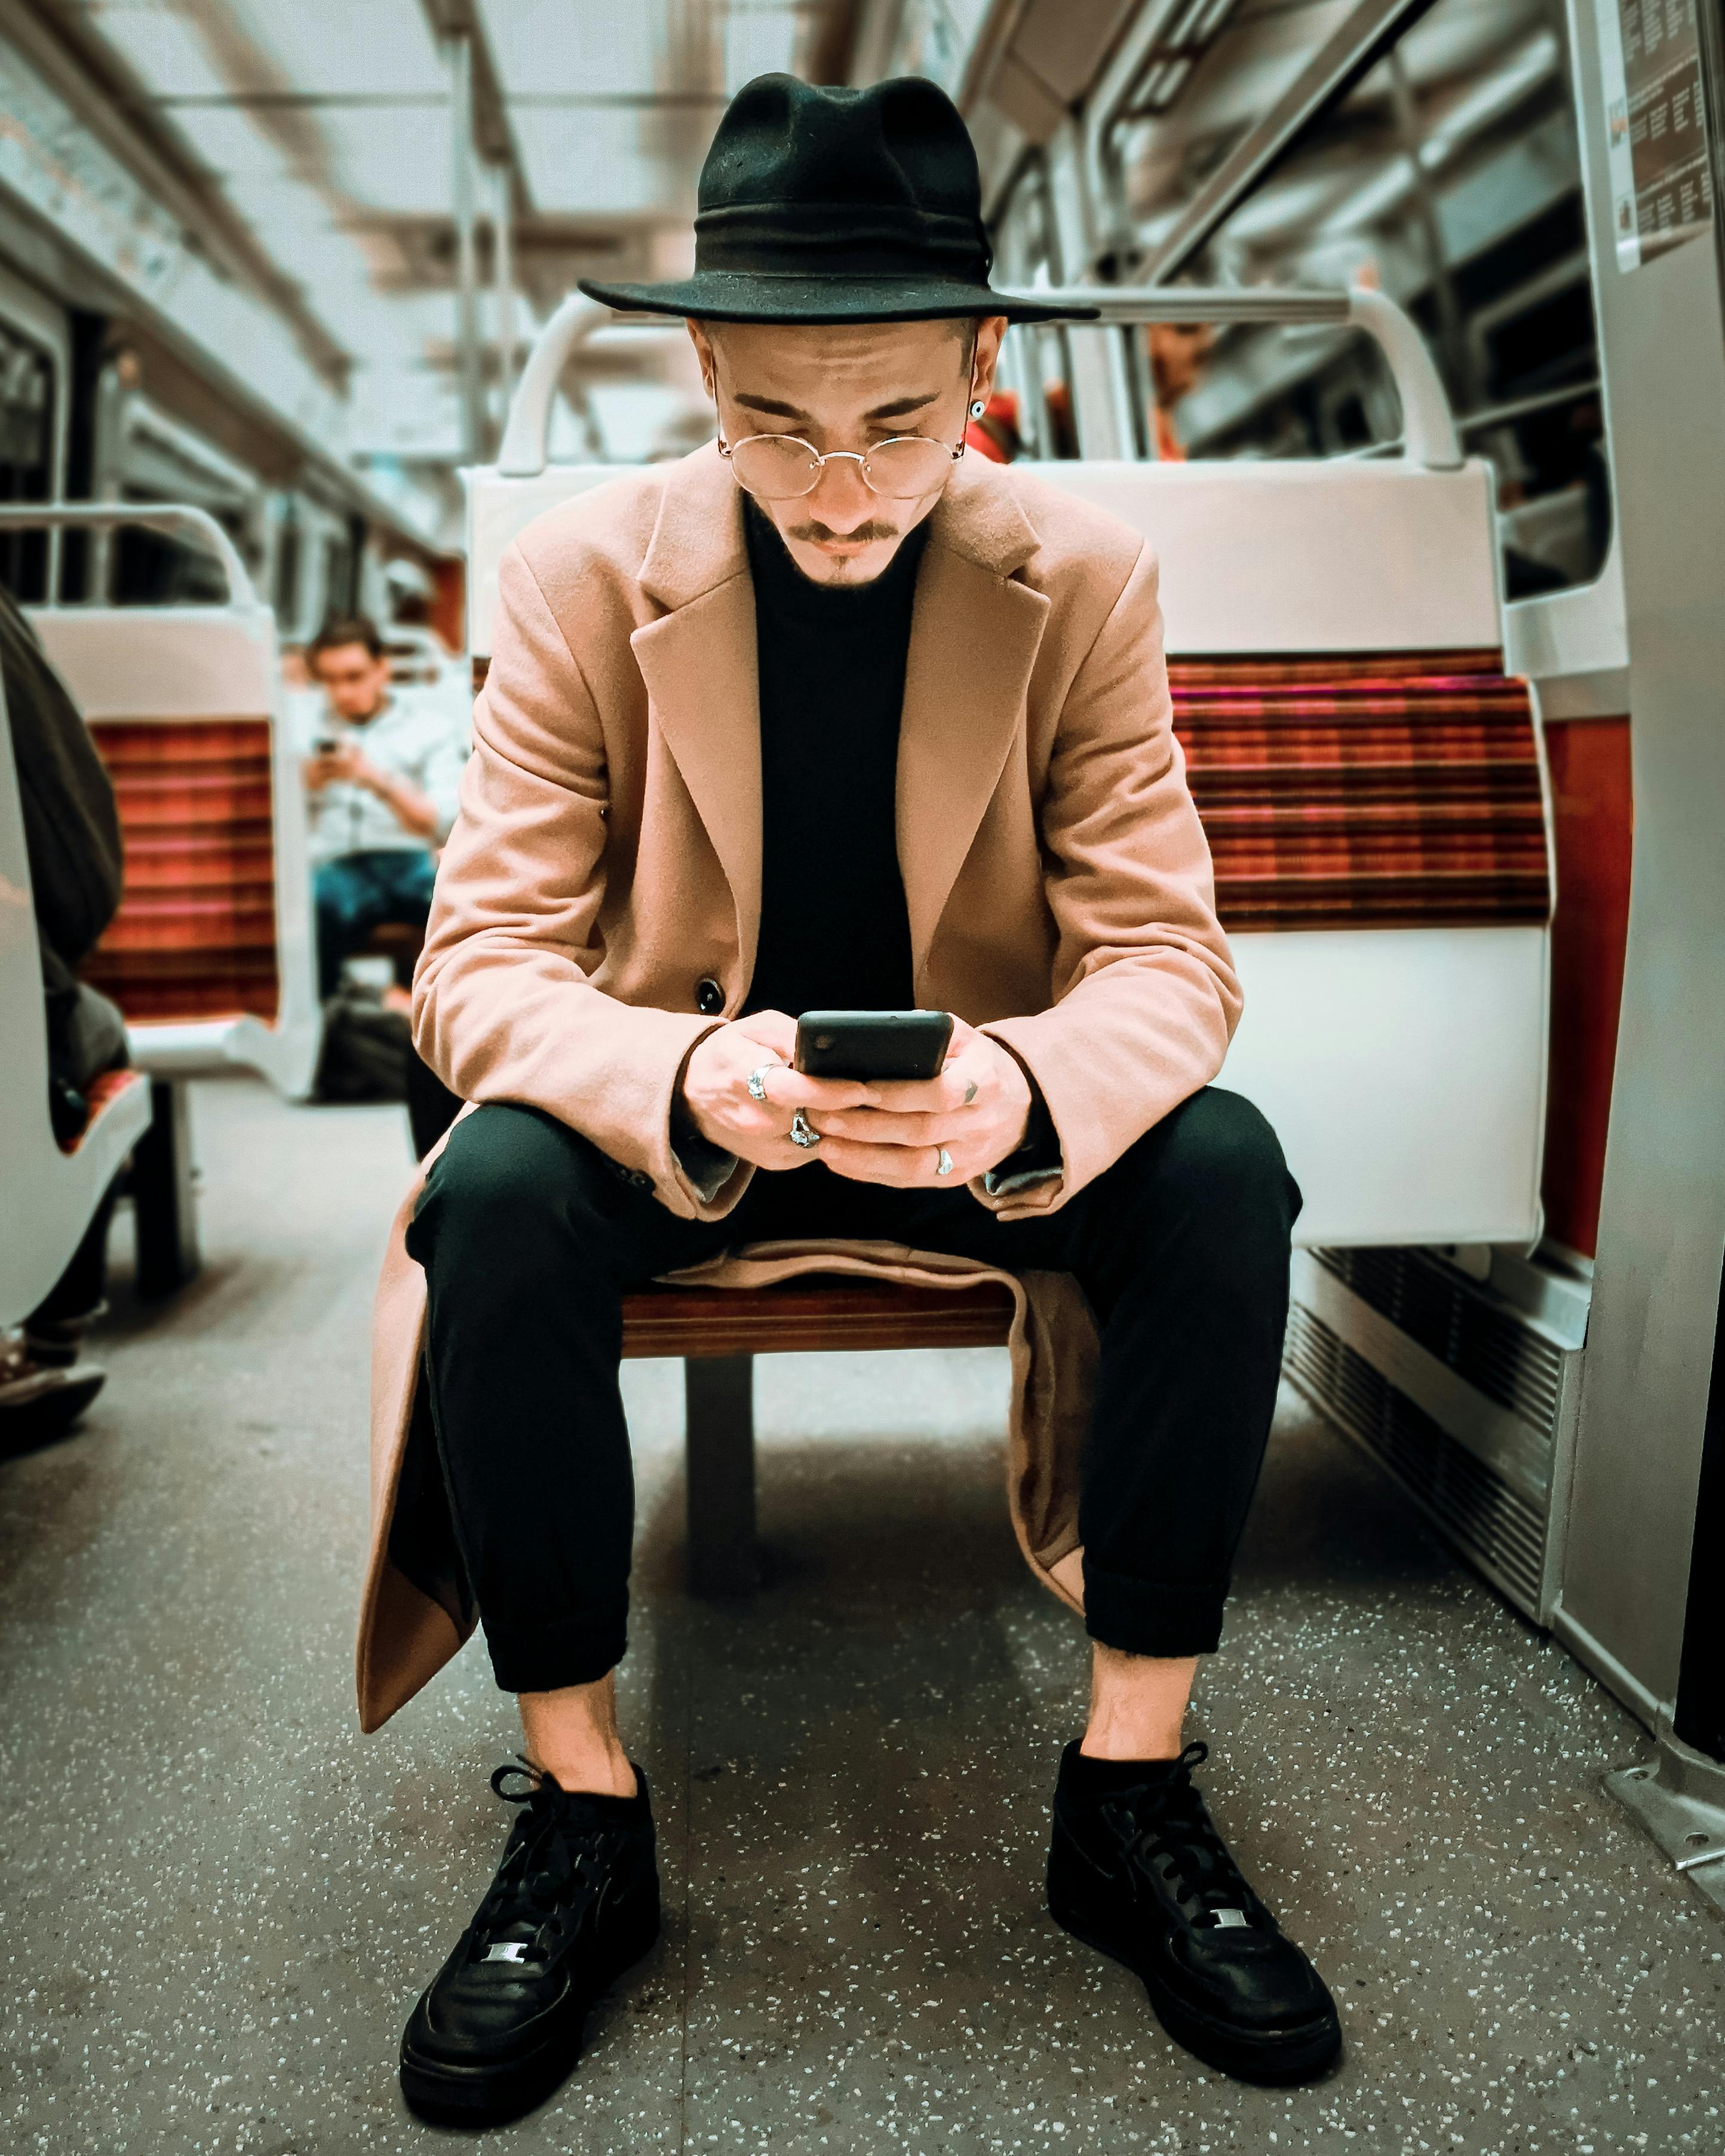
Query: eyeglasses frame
716 428 966 500
707 326 986 502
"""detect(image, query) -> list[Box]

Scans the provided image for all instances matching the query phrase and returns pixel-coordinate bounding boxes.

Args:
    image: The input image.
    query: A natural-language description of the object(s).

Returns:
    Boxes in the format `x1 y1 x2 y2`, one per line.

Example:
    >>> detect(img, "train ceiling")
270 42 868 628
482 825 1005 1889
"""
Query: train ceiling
24 0 1581 481
51 0 855 461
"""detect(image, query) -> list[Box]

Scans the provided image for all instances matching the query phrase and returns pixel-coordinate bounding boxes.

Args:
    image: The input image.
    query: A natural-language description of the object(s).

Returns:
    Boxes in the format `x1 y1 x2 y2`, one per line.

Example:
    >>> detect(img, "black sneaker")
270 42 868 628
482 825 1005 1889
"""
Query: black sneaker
399 1759 661 2124
1047 1741 1341 2084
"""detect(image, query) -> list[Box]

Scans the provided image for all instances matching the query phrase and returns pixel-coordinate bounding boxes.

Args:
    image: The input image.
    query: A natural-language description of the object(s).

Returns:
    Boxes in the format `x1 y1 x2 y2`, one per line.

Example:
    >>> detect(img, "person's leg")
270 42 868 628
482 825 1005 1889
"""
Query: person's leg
373 845 440 923
403 1045 464 1160
837 1087 1298 1747
819 1092 1336 2082
367 851 460 1146
1065 1087 1298 1745
313 854 384 1000
406 1102 754 1792
400 1118 788 2125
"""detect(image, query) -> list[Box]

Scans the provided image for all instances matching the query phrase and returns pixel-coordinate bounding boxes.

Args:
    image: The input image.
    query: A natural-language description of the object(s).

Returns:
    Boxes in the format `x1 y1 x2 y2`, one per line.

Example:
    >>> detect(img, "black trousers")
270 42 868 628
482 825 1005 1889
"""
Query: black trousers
406 1087 1300 1694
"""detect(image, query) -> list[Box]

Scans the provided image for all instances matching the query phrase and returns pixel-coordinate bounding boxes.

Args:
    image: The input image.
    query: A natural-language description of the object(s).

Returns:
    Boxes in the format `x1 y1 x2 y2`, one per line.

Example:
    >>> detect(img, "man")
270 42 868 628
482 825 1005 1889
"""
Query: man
1146 318 1216 461
384 73 1340 2125
300 614 466 1003
1 580 130 1444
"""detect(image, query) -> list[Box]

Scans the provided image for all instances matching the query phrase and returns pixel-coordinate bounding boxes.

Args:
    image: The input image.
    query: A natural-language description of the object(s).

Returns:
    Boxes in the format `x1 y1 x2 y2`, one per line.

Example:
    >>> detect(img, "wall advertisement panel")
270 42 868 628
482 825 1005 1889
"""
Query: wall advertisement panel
1597 0 1717 266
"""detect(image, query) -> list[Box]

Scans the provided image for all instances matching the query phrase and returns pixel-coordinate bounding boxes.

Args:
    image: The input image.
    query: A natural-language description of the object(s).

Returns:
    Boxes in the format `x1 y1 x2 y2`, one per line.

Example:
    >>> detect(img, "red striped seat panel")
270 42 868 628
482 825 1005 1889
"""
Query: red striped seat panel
1170 650 1551 931
84 719 281 1025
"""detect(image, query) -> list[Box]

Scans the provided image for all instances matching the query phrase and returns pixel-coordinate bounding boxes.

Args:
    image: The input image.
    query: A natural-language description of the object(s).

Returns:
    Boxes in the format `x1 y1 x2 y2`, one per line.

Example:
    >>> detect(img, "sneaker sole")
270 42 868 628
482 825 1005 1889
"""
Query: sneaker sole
398 1899 661 2126
1049 1896 1342 2087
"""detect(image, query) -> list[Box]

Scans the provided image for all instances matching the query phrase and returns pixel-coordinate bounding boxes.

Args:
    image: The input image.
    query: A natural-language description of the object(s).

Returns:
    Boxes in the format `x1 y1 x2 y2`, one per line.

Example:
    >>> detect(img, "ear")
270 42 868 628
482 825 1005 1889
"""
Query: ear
969 314 1008 406
686 317 717 400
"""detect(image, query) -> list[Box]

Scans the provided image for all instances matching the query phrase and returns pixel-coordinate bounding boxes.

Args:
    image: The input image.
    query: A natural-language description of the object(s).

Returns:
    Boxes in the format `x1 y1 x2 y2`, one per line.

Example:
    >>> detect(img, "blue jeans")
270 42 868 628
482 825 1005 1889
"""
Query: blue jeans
314 849 438 1001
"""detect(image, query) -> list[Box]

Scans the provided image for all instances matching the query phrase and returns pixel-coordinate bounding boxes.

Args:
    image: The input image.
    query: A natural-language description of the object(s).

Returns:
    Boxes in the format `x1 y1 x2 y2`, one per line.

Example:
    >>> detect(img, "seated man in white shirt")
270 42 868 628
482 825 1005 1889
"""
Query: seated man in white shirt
301 614 468 1002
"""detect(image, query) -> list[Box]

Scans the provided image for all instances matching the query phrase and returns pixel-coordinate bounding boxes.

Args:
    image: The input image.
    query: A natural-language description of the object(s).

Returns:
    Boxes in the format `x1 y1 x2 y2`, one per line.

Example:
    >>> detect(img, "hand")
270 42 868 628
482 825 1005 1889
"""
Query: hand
304 744 372 792
803 1017 1034 1188
679 1011 874 1173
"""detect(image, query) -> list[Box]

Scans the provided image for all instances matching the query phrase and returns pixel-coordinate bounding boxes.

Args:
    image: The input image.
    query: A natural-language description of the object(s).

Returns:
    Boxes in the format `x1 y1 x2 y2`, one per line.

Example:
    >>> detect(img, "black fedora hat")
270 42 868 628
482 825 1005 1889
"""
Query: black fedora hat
578 75 1095 327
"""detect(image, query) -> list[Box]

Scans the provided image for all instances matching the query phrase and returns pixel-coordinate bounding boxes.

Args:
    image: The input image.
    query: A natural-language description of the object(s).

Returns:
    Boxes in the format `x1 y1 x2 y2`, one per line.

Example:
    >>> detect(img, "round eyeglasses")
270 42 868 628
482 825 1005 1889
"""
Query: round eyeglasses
718 430 964 502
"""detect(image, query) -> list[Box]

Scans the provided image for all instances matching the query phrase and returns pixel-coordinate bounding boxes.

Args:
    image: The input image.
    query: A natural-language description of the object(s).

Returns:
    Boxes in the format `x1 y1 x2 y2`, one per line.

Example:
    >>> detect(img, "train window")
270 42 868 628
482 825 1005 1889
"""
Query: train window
108 519 234 607
0 317 56 602
1111 0 1612 593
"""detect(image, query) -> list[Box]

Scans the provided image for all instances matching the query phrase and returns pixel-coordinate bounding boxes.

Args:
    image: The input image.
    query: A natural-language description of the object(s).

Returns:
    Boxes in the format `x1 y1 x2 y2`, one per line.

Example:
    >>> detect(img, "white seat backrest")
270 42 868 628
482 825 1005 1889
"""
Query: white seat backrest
467 467 621 659
1 504 321 1097
1032 458 1502 653
31 607 274 718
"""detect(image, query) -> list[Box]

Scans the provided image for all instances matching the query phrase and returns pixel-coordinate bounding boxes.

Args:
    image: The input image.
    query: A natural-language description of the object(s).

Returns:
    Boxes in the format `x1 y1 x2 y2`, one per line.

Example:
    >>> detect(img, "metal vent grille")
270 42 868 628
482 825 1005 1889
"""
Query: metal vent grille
1286 1303 1548 1619
1311 1246 1565 1439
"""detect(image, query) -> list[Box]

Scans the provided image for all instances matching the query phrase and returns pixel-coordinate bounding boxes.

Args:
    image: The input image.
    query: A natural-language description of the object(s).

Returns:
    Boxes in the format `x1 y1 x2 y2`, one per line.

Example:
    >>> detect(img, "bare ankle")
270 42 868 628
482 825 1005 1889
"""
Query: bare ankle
531 1743 637 1800
518 1674 636 1798
1082 1644 1198 1761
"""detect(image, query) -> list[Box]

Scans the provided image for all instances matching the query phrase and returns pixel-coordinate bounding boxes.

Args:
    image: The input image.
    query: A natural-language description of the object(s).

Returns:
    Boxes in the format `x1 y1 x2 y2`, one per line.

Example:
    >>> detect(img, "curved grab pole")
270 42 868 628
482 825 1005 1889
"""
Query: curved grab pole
999 281 1463 471
496 293 613 478
496 280 1463 479
0 501 260 611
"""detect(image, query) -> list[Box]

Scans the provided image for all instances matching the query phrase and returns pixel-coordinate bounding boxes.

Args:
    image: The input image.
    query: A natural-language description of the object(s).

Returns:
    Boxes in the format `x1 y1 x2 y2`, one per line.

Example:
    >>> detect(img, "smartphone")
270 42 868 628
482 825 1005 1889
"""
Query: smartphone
794 1009 954 1082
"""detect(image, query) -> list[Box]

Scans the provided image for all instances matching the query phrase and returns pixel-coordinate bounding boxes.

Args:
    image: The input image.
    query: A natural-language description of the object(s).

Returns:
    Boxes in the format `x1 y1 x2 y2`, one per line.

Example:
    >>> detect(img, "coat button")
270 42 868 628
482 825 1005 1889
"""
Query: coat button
629 1170 653 1190
695 977 725 1015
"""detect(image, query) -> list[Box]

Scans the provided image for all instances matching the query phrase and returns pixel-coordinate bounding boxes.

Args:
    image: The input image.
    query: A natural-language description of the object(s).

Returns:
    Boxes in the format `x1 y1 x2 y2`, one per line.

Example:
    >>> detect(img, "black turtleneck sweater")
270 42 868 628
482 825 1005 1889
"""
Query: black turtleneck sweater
741 496 926 1019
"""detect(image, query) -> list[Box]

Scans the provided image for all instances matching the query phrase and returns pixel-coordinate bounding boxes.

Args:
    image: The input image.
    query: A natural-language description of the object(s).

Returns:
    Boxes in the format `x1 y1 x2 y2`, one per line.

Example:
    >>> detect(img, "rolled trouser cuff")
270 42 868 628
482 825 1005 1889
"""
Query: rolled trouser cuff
1083 1567 1229 1658
481 1608 627 1695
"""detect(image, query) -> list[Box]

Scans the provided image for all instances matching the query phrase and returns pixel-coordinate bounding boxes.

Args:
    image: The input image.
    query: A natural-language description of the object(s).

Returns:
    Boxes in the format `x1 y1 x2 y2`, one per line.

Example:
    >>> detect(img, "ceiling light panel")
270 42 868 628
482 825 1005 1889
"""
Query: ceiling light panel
475 0 670 96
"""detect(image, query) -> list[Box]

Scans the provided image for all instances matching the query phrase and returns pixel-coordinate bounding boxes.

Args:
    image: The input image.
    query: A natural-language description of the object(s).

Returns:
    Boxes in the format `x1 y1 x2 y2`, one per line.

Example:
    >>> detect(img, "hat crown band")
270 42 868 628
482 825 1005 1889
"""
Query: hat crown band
695 198 990 283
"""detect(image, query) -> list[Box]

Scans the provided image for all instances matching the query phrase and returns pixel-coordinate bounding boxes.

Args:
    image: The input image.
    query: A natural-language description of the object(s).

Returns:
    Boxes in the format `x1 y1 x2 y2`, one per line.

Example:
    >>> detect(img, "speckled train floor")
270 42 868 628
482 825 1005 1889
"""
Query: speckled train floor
2 1077 1718 2156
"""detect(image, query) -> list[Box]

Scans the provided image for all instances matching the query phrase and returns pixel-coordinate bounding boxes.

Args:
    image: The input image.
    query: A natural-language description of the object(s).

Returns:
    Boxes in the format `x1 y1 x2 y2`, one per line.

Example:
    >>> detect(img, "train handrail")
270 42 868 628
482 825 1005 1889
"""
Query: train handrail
492 280 1460 479
0 502 260 612
496 294 616 477
1021 284 1461 470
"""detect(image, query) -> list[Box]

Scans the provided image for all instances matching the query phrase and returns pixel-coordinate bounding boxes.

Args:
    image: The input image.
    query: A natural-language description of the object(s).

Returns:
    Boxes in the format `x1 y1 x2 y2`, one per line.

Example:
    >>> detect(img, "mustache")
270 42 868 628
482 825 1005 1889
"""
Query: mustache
785 519 901 544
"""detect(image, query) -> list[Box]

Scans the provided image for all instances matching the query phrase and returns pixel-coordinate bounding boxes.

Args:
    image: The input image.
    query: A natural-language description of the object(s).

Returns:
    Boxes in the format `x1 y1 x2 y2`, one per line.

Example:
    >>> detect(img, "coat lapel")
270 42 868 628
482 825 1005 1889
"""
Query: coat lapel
628 444 1051 1000
898 461 1049 984
630 451 762 988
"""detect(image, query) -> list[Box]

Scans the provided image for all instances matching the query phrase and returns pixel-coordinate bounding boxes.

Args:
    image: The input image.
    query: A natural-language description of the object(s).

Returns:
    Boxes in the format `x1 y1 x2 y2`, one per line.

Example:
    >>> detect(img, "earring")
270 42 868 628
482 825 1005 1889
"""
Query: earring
970 398 987 418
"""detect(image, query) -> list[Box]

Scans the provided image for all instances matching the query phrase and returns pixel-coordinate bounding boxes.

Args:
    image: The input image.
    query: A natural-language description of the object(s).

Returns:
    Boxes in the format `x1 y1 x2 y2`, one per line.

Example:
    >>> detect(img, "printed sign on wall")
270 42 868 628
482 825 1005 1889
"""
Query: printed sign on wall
1597 0 1717 268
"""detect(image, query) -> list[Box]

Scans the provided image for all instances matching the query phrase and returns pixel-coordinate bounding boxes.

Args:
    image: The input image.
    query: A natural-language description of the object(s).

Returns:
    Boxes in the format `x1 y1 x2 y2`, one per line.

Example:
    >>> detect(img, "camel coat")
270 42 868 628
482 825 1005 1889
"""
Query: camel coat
357 443 1241 1732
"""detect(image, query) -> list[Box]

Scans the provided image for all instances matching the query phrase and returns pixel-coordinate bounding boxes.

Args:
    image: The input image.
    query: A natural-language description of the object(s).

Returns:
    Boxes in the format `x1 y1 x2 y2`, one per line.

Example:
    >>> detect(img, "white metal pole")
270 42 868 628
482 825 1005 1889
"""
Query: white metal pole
449 31 484 464
493 160 517 425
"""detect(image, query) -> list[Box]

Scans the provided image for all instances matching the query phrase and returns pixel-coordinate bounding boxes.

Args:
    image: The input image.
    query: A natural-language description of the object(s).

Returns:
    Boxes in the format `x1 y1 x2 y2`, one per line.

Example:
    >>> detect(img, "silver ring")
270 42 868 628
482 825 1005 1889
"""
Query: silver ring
788 1109 822 1150
747 1064 774 1103
935 1146 954 1177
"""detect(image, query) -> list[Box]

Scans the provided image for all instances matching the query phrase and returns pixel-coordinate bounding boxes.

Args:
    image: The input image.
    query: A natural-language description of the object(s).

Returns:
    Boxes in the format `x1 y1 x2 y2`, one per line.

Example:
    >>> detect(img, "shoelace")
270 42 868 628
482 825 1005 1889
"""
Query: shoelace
470 1760 610 1965
1103 1742 1262 1931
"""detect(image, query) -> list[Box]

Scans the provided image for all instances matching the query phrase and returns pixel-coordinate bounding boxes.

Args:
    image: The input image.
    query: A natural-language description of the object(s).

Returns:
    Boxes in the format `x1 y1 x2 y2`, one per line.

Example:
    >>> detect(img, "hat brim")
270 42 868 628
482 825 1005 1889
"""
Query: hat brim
576 272 1096 326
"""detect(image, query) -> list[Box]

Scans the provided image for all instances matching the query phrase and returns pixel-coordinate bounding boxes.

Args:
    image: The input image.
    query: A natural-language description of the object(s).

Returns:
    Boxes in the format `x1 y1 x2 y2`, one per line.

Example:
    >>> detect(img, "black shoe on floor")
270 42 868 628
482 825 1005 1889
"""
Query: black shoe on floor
400 1758 661 2125
1048 1740 1341 2085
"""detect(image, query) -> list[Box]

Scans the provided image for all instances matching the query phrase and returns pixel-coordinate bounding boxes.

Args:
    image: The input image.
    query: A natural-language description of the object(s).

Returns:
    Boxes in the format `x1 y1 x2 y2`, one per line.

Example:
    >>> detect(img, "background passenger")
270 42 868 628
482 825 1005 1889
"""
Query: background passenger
1145 319 1215 461
0 583 130 1442
300 613 467 1007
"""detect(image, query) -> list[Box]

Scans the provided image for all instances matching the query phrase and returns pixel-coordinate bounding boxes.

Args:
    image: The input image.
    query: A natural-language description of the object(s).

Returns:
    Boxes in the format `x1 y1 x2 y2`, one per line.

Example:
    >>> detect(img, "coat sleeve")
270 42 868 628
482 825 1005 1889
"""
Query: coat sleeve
977 542 1242 1217
411 544 741 1220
